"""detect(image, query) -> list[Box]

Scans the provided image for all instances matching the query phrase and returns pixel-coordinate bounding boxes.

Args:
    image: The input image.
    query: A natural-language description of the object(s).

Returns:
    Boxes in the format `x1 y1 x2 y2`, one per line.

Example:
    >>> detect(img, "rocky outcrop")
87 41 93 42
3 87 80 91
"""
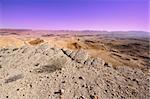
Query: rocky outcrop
0 44 149 99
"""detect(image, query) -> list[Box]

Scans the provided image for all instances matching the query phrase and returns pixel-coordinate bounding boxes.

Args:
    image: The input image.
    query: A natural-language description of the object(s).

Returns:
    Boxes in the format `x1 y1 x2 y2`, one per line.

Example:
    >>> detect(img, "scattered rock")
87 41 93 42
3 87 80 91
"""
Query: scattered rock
79 76 83 80
104 62 112 67
17 88 19 91
0 44 149 99
61 81 65 83
35 63 40 66
54 89 63 95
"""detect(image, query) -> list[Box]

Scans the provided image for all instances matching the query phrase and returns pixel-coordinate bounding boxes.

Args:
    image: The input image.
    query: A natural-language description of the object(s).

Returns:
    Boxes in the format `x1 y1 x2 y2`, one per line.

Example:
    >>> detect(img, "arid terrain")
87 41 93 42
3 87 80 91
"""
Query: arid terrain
0 29 149 99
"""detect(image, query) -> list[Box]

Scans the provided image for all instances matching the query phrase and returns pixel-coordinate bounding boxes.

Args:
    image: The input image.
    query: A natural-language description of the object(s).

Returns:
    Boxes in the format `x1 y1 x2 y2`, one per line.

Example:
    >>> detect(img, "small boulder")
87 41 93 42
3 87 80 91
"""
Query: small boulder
73 49 89 64
91 57 105 69
84 57 94 66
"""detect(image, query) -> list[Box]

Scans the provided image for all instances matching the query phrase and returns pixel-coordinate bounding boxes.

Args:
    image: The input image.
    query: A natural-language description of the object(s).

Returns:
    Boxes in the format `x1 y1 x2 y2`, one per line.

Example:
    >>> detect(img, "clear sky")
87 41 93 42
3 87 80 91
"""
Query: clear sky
0 0 149 31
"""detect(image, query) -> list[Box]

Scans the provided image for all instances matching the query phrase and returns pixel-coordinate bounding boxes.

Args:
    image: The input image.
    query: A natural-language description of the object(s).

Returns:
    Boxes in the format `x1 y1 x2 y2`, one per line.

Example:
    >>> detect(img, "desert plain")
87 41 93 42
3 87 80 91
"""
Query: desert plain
0 29 149 99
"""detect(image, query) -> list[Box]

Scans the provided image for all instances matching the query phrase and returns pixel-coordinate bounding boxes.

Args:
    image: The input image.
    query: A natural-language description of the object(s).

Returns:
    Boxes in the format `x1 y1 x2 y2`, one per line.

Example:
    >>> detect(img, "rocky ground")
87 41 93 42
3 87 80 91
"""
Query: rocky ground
0 44 149 99
0 29 149 99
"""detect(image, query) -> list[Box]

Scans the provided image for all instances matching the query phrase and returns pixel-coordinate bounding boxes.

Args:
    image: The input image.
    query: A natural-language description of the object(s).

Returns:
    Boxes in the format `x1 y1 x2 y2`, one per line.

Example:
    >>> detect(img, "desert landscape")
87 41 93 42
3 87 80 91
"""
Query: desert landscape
0 29 149 99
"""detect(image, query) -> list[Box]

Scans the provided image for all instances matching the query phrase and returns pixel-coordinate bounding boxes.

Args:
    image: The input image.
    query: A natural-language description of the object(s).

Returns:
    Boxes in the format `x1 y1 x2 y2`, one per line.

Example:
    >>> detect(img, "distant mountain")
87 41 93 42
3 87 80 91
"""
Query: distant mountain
0 28 149 38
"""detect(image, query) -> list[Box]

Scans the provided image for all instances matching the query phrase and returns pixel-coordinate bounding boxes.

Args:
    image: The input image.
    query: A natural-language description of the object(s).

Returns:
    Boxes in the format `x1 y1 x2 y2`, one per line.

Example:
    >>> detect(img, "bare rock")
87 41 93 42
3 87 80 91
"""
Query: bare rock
91 57 105 69
73 49 89 64
84 57 94 66
0 44 149 99
64 49 72 56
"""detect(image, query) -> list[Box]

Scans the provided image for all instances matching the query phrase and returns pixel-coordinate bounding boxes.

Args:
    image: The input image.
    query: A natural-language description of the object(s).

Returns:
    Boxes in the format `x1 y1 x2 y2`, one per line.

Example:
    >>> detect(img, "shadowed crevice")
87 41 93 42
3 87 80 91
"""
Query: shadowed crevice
34 64 62 73
5 74 23 83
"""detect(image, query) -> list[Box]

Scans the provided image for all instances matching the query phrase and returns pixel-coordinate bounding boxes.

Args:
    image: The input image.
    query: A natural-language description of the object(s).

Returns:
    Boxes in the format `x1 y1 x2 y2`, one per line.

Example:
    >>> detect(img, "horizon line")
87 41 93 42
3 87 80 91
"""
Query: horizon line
0 28 149 33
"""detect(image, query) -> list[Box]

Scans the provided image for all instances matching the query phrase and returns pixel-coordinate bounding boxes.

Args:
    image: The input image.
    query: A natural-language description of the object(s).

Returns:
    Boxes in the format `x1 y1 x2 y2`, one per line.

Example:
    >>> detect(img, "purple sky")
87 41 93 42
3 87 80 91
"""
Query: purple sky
0 0 149 31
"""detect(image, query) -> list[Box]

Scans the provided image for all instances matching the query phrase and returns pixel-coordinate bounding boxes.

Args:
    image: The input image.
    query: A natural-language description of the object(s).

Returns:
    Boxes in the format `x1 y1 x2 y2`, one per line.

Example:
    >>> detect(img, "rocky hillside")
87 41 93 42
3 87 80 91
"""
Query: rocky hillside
0 44 149 99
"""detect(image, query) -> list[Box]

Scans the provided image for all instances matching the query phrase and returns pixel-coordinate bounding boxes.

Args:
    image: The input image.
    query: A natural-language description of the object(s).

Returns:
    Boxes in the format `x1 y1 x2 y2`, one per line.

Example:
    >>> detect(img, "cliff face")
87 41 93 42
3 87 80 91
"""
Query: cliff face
0 44 149 99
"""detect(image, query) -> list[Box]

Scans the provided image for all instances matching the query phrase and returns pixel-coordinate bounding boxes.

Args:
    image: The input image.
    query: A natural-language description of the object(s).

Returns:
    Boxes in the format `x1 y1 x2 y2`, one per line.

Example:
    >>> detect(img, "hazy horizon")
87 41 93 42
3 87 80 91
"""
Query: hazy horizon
0 0 149 31
0 28 149 32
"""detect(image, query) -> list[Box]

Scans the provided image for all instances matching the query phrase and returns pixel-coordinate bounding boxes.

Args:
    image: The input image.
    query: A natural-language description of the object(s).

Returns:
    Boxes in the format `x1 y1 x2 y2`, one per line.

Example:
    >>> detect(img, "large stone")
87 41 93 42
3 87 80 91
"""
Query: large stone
91 57 105 69
73 49 89 64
